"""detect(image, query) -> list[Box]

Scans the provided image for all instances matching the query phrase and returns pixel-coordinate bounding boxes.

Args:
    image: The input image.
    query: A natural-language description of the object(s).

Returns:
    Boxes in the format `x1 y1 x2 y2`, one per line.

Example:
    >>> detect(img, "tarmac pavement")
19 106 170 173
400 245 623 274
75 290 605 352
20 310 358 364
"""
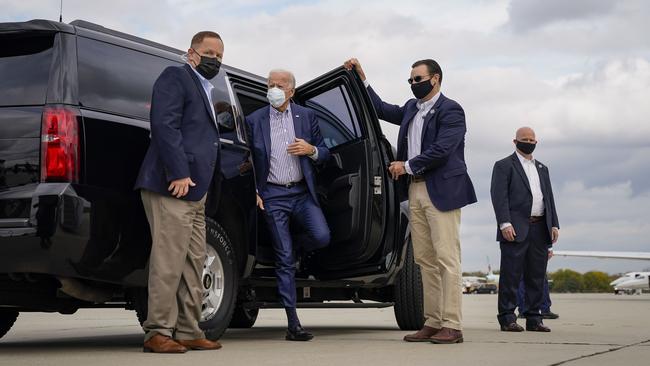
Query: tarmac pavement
1 293 649 366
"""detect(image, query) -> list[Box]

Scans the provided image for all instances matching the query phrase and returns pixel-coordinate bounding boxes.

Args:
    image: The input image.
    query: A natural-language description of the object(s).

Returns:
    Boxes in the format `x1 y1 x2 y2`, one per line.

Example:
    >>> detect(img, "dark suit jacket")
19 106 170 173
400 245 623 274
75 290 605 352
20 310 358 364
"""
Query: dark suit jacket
367 86 477 211
490 152 560 243
135 64 220 201
245 103 330 204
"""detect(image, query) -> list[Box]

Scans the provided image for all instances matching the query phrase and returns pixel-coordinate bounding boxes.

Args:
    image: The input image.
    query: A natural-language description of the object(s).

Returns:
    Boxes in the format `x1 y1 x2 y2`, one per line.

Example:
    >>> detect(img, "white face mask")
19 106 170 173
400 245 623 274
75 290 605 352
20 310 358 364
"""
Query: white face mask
267 87 287 108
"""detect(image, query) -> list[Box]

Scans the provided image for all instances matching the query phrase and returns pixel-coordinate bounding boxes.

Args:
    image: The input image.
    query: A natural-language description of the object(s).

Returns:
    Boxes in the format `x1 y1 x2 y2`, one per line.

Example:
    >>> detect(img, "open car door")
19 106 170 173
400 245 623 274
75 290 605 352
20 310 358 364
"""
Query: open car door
294 67 399 279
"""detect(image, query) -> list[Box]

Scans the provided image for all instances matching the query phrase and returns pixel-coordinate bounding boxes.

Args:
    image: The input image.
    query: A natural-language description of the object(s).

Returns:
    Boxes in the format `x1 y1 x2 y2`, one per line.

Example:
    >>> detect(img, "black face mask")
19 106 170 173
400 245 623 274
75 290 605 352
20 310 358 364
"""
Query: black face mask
193 49 221 80
411 79 434 99
516 140 536 155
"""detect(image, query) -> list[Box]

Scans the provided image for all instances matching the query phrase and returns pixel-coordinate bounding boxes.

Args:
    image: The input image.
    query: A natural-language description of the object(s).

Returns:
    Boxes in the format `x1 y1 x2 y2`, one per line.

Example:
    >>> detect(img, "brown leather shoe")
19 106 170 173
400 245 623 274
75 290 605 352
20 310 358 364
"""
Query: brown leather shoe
500 322 525 332
143 334 187 353
403 326 441 342
429 327 463 344
177 338 223 350
526 323 551 332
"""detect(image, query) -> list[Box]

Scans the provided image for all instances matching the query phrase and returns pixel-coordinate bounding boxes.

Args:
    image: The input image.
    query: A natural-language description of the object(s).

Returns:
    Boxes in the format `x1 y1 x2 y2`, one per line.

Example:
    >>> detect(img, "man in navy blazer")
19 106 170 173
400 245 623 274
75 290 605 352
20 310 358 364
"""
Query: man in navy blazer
490 127 560 333
345 58 476 344
246 69 330 341
134 31 223 353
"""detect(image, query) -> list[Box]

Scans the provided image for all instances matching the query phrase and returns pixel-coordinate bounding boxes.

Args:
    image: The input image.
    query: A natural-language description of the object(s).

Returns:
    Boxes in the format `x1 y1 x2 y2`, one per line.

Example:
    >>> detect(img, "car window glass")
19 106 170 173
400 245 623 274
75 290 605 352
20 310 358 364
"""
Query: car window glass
77 37 180 119
304 85 362 148
0 33 55 106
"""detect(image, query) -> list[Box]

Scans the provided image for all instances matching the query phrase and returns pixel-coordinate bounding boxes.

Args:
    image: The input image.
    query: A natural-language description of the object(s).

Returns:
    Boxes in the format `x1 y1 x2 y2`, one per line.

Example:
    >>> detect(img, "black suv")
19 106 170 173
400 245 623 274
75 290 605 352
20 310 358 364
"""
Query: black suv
0 19 422 340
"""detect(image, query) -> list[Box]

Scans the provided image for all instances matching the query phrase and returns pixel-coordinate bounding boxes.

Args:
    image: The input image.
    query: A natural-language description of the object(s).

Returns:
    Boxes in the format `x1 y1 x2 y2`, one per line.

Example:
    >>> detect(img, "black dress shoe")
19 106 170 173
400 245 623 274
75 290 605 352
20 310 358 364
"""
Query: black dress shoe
286 326 314 341
526 323 551 332
541 311 559 319
500 322 524 332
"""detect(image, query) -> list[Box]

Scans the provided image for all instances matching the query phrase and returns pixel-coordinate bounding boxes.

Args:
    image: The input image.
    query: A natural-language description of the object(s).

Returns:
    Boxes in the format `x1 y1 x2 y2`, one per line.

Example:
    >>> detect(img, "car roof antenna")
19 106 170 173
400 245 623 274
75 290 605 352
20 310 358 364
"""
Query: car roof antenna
59 0 63 22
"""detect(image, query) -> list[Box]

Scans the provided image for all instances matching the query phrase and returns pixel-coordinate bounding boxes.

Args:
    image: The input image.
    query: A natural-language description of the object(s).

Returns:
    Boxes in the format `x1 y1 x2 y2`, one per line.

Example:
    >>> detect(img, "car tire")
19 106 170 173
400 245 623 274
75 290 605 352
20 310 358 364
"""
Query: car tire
229 306 259 328
0 309 18 340
132 218 238 341
393 237 424 331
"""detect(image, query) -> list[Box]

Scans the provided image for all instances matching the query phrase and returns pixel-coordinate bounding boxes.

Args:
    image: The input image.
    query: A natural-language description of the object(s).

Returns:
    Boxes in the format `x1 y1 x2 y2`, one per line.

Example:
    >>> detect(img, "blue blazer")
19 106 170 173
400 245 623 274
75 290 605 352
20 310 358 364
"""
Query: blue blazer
135 64 220 201
490 152 560 244
245 103 330 204
367 86 477 211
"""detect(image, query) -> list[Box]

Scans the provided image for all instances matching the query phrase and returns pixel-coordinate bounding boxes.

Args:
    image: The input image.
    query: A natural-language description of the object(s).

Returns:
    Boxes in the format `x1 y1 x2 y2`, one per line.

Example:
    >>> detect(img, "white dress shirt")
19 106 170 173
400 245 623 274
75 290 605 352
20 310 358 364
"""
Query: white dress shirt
266 105 319 185
404 93 440 175
362 80 439 175
189 64 216 123
499 151 545 230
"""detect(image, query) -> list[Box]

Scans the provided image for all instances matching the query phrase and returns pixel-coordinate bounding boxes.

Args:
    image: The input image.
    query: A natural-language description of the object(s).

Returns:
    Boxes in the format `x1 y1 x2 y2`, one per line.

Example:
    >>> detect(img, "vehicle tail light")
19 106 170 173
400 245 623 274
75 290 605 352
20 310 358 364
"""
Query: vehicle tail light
41 106 80 183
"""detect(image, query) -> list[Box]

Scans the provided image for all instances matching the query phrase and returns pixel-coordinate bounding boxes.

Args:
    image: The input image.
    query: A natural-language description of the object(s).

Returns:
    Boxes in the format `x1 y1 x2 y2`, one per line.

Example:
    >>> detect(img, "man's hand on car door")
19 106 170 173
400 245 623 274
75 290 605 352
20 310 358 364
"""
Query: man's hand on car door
388 161 406 180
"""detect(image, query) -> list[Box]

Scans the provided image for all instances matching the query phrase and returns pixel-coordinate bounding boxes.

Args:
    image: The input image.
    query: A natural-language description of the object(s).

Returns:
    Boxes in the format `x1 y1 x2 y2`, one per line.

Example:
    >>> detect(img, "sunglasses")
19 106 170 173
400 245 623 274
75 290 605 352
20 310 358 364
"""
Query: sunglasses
407 75 432 85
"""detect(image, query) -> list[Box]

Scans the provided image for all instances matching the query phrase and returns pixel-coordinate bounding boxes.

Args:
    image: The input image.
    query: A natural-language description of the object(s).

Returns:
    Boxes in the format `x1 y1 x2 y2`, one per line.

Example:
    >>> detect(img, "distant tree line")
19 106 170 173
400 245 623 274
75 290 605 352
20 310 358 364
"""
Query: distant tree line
549 269 615 293
461 269 617 293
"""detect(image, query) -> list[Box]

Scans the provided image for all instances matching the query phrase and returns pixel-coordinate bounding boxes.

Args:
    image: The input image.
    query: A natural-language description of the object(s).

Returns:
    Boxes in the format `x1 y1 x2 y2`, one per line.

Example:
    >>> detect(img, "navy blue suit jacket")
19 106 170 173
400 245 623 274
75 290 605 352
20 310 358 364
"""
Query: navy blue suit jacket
245 103 330 204
135 64 220 201
490 152 560 244
367 86 477 211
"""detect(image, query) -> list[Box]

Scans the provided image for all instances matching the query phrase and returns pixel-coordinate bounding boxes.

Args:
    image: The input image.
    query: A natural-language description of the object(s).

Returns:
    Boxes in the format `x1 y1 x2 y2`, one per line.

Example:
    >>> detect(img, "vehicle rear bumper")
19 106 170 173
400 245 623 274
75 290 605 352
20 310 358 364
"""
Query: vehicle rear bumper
0 183 90 277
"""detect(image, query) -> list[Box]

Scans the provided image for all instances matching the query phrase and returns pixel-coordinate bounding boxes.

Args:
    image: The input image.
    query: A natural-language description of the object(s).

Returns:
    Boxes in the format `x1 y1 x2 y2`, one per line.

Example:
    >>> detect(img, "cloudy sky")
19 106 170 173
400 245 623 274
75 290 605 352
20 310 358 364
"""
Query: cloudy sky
3 0 649 274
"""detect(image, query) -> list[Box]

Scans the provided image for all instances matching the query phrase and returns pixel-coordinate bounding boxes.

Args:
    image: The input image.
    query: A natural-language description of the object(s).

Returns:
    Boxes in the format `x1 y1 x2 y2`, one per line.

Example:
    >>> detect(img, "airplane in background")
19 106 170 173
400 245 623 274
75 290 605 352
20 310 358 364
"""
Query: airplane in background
462 258 501 294
486 257 500 283
553 250 650 294
553 251 650 261
609 272 650 294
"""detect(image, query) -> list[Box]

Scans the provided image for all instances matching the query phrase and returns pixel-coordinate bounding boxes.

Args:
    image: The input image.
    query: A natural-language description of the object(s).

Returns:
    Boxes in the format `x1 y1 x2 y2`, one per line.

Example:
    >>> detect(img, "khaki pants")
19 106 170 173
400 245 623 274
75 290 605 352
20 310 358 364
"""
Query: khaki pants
408 182 463 330
141 190 207 341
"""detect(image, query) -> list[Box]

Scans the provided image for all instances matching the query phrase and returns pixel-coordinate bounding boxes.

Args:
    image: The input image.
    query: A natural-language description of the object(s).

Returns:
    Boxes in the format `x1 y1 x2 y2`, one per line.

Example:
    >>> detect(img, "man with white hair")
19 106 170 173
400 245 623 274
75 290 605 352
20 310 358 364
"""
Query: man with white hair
245 69 331 341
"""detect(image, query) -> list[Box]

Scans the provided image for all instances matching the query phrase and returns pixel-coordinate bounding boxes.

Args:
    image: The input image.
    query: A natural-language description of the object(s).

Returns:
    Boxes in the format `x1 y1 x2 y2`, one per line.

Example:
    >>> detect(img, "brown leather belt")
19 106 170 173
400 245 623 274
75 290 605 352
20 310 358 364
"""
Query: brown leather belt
412 176 425 183
529 216 545 223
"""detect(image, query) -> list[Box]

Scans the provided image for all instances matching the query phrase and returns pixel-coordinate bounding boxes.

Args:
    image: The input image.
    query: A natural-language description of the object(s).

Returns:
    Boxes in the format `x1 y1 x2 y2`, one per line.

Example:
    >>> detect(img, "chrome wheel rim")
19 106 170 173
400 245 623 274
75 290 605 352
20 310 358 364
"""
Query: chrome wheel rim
201 245 224 321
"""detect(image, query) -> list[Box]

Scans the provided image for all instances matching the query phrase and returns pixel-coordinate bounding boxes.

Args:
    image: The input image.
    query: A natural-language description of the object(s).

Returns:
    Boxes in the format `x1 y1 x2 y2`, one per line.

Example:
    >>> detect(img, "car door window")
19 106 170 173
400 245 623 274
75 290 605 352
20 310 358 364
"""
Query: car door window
304 84 363 149
77 37 180 119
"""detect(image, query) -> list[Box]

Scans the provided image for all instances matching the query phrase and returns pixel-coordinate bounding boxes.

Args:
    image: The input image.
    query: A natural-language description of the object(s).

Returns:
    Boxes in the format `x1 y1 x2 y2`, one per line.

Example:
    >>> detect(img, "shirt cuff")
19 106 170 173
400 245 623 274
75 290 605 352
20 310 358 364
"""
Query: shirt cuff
499 222 512 230
363 80 370 88
308 147 319 161
405 160 413 175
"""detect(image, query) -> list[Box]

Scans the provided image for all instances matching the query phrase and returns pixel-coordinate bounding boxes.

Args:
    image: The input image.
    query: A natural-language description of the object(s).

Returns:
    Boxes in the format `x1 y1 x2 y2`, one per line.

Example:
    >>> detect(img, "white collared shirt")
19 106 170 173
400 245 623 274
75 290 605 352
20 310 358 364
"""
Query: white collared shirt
266 105 320 185
267 105 303 184
499 151 545 230
362 80 439 175
404 92 440 175
516 151 545 216
188 64 216 122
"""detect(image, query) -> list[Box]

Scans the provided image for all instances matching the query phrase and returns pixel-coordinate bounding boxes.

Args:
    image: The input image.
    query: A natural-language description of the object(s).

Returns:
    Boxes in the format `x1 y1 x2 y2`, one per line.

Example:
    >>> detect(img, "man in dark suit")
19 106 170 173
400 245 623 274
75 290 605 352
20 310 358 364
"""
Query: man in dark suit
246 69 331 341
344 58 477 344
134 31 224 353
490 127 560 332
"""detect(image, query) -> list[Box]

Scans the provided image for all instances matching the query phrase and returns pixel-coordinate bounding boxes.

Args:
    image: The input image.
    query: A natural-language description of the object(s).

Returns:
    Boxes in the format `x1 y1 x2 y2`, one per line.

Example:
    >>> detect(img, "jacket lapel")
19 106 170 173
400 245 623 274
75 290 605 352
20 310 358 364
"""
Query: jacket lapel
290 103 303 140
397 103 418 160
184 64 217 127
536 162 548 197
420 93 444 148
511 152 531 192
260 106 272 160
